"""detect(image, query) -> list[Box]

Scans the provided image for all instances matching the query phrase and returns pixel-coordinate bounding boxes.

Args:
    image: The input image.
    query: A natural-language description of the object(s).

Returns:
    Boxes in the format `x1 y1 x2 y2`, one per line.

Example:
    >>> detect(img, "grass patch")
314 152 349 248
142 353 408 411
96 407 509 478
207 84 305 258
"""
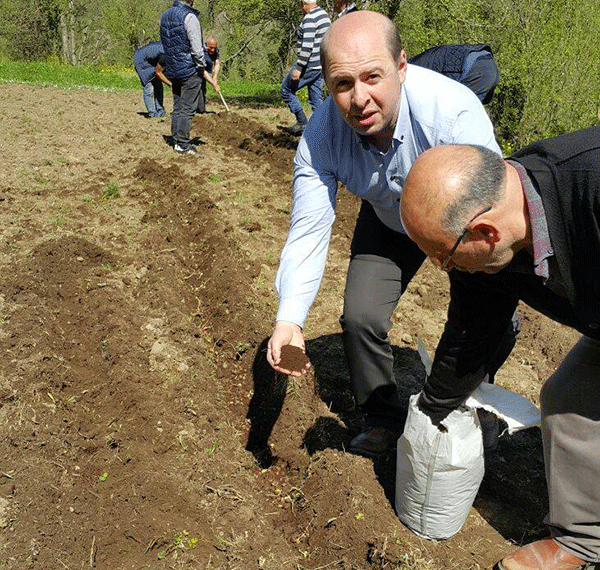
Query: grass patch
218 78 281 107
0 57 139 92
0 57 282 106
102 181 121 200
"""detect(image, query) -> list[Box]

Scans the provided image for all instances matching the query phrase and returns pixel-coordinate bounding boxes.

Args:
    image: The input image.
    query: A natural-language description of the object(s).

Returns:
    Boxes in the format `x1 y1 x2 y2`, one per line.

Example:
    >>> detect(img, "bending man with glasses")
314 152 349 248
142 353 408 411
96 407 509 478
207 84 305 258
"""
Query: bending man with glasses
400 130 600 570
266 10 519 458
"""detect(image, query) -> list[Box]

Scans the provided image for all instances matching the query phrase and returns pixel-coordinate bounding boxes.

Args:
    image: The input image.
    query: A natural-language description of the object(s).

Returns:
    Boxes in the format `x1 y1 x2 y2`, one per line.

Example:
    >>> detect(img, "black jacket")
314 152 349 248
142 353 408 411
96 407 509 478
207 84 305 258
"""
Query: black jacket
421 126 600 420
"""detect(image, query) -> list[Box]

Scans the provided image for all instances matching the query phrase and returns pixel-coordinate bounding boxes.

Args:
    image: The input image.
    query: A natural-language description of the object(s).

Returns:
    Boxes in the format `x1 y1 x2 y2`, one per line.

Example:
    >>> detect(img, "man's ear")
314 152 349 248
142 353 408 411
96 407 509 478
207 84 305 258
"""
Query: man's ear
397 50 408 83
471 222 500 244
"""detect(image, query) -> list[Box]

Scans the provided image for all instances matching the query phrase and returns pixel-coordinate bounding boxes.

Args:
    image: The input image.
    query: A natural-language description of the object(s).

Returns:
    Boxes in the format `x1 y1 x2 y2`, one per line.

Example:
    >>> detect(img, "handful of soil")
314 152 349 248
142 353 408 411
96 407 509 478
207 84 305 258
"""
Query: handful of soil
278 345 310 374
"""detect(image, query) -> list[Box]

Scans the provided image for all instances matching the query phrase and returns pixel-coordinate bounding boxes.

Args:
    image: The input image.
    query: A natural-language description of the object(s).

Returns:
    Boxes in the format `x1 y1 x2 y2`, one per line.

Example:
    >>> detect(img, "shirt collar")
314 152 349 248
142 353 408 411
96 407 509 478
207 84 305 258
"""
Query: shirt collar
506 160 553 279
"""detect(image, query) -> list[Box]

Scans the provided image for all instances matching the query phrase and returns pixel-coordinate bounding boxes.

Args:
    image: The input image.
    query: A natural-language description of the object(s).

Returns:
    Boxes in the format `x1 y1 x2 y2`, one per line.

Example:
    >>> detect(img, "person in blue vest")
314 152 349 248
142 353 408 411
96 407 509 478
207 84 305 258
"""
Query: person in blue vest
197 35 221 114
133 41 171 118
160 0 206 155
408 44 500 105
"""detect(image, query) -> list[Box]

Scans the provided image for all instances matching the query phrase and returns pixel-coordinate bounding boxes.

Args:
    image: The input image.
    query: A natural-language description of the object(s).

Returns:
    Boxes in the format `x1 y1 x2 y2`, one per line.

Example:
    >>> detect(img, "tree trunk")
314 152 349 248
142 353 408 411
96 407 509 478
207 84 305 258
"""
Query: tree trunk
60 0 77 64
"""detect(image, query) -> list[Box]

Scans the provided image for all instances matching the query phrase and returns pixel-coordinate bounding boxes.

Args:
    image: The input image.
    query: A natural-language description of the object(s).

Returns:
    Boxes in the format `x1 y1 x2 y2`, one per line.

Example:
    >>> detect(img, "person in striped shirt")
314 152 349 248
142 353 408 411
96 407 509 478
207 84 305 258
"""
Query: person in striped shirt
280 0 331 135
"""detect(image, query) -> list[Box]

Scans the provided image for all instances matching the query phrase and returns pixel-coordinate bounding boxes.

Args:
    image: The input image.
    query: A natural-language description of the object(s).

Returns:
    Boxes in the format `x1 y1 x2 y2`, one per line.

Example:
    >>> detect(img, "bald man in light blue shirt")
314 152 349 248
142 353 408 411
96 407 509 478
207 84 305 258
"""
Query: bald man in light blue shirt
267 11 516 457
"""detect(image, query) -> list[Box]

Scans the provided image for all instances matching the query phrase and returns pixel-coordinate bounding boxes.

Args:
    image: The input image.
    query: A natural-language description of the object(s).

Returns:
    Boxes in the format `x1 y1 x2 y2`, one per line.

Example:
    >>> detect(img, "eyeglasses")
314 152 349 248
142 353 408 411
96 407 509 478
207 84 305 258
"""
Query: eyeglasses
431 206 492 271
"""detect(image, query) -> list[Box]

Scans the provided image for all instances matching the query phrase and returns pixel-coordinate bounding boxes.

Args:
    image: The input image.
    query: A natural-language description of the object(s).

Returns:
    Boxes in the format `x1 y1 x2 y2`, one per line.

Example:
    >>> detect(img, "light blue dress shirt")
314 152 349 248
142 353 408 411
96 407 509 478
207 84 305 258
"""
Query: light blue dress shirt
275 64 502 327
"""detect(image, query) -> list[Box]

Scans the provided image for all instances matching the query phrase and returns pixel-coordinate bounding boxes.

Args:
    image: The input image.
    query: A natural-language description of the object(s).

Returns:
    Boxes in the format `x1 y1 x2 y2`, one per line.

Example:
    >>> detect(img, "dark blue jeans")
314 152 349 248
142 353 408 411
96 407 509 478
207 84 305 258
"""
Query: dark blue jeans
171 71 202 148
280 66 324 116
460 56 500 105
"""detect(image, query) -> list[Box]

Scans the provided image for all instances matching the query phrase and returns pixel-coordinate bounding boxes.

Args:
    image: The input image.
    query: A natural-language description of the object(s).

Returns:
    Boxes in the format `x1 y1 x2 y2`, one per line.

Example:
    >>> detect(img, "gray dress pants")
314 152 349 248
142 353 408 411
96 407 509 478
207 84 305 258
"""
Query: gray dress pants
340 201 425 430
541 335 600 562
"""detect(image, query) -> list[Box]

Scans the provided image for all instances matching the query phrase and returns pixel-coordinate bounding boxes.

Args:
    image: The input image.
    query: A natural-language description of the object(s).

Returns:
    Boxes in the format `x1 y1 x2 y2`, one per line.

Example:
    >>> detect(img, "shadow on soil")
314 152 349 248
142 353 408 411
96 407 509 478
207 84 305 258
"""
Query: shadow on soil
246 333 550 545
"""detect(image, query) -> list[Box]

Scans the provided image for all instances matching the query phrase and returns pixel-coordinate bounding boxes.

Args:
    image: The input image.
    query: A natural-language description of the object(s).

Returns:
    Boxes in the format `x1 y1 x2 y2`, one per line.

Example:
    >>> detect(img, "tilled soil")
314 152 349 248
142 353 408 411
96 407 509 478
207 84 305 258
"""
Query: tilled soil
0 84 581 570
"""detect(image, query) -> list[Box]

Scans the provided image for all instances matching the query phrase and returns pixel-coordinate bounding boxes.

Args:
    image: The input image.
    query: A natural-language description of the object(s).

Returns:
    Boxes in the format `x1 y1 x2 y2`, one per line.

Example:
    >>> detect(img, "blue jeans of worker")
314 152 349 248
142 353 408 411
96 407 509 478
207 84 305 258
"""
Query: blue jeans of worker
142 77 165 117
171 71 202 148
280 66 324 117
460 56 500 105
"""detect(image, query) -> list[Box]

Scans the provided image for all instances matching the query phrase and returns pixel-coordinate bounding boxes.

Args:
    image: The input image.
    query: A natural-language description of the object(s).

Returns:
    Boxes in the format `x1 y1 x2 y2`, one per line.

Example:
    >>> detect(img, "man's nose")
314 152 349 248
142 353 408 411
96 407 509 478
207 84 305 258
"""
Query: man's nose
351 82 370 108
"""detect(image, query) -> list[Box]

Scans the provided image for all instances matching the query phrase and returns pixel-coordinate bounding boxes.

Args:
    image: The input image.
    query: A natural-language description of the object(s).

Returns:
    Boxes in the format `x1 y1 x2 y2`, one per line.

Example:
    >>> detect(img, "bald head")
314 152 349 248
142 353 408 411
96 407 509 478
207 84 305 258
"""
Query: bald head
320 11 403 74
402 145 506 239
399 144 530 273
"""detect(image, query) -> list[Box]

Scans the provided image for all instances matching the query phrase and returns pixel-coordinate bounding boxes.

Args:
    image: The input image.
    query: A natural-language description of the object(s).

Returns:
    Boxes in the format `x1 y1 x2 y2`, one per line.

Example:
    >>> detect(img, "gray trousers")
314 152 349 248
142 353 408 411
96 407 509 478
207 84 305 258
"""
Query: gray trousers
340 201 519 430
171 71 202 147
541 335 600 562
340 201 425 429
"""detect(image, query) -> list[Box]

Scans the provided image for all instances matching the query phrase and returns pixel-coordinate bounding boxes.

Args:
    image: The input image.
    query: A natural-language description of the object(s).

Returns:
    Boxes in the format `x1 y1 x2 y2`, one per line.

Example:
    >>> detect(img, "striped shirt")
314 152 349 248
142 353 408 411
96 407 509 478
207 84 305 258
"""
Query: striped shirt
295 6 331 71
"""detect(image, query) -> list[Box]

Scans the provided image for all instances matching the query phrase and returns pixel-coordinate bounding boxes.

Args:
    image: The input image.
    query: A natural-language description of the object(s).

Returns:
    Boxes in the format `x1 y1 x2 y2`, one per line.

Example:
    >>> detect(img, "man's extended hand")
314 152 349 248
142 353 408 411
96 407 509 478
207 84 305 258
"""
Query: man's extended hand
291 69 301 81
267 321 311 376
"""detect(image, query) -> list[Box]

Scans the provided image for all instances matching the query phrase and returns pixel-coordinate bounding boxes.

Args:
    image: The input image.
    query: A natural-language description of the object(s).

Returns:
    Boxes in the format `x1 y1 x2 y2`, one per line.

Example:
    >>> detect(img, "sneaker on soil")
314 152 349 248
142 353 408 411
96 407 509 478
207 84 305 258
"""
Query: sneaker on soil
174 143 202 156
284 121 306 136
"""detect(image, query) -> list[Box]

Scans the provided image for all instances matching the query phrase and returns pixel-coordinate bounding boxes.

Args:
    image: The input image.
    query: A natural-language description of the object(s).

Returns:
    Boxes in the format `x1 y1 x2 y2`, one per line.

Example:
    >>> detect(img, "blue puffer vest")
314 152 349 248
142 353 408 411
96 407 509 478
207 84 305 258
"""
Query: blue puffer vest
133 41 164 86
160 1 199 80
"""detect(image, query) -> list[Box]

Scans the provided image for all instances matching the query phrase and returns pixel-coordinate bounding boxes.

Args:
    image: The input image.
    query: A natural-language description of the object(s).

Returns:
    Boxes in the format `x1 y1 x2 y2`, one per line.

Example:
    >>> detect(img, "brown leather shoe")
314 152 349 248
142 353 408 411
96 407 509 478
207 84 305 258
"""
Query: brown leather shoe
347 426 400 458
497 539 587 570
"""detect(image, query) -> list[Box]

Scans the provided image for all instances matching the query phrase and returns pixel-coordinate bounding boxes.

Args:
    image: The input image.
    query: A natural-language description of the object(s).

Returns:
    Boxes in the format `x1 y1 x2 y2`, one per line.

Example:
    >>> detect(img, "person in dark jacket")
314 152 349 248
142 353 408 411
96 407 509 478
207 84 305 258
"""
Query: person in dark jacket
400 127 600 570
408 44 500 104
160 0 205 155
133 41 170 118
196 35 221 114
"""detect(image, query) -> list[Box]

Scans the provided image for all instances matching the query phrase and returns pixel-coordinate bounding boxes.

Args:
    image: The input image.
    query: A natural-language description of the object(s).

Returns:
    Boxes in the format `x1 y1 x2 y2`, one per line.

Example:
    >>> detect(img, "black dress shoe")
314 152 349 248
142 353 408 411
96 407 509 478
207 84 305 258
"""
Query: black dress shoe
348 426 400 458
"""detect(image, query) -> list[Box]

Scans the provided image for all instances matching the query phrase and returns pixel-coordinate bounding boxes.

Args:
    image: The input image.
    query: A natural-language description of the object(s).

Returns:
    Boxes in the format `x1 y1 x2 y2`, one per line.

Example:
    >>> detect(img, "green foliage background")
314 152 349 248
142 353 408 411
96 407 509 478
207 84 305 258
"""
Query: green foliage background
1 0 599 148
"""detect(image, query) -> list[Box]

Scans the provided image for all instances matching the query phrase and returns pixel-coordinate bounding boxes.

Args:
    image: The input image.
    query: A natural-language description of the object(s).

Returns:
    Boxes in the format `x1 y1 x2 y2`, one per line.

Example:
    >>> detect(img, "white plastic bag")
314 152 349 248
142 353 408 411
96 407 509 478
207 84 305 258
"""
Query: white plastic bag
397 337 542 539
465 382 540 433
395 393 484 540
